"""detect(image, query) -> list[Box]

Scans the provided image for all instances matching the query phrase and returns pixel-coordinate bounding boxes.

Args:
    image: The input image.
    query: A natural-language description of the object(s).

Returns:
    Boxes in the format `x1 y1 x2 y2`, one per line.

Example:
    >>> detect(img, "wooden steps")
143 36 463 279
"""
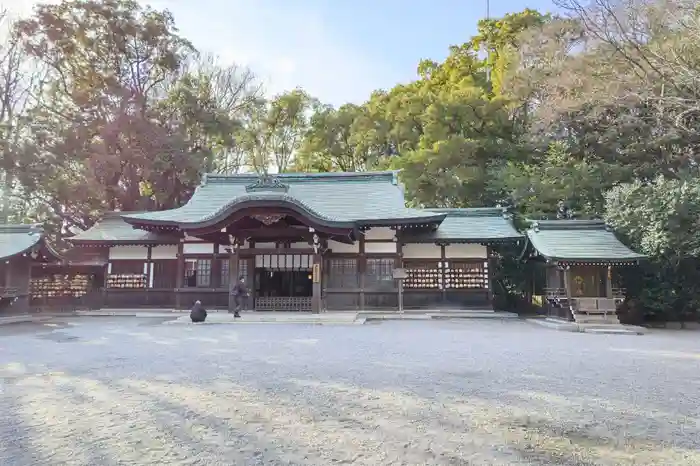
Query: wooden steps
571 297 620 325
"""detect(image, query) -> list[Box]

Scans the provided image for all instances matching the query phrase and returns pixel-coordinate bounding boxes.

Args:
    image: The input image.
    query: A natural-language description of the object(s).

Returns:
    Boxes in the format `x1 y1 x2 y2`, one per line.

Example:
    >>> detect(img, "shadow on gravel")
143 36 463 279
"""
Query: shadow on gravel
2 367 699 466
0 320 70 337
2 320 700 465
1 374 118 466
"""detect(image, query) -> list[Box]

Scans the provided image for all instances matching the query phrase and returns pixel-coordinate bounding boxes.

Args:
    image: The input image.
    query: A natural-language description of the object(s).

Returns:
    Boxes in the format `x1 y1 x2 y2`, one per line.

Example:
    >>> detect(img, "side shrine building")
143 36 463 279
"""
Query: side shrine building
64 171 522 312
523 219 645 323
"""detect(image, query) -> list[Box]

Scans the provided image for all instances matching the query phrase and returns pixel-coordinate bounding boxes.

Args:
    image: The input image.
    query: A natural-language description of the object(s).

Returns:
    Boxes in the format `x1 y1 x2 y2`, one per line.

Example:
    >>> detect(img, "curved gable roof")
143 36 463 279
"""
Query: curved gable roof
0 224 62 261
69 212 179 244
526 220 645 263
124 171 445 229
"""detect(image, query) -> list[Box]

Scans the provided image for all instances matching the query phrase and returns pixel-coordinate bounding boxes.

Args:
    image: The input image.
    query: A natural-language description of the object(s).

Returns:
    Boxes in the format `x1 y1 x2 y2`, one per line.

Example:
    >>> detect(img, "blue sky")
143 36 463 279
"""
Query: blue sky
11 0 557 106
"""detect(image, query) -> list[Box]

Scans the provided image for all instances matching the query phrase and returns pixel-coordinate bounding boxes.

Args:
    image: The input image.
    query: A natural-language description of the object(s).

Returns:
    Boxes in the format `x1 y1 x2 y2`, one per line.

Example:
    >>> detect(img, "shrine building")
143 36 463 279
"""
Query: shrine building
60 171 522 312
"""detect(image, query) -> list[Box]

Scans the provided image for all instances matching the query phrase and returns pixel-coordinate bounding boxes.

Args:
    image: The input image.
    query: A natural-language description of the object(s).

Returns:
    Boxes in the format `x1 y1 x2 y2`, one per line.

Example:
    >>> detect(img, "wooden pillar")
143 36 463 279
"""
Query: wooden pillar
175 240 184 310
359 233 366 310
486 245 494 306
562 265 571 299
212 243 221 289
606 265 614 298
440 243 447 304
227 241 240 312
145 245 153 305
4 260 11 290
312 252 322 313
102 257 110 309
395 229 403 311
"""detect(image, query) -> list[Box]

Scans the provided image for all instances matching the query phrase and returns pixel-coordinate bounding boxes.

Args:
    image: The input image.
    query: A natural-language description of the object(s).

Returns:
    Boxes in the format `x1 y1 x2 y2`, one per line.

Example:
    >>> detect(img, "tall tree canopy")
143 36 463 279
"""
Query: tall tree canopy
13 0 258 230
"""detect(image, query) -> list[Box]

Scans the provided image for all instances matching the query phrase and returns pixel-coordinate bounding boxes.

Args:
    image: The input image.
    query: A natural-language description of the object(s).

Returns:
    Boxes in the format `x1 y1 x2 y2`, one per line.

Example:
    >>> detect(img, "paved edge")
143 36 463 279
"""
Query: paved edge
526 318 646 335
0 315 52 326
164 321 366 326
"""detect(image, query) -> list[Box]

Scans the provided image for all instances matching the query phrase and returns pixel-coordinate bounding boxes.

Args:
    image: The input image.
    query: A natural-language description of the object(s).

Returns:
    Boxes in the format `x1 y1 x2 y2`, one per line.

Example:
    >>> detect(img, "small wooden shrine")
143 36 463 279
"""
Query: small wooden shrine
524 219 645 323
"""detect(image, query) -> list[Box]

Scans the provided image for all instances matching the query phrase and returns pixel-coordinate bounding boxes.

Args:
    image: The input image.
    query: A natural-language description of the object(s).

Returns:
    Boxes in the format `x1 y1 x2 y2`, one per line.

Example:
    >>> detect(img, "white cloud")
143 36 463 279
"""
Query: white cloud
4 0 395 106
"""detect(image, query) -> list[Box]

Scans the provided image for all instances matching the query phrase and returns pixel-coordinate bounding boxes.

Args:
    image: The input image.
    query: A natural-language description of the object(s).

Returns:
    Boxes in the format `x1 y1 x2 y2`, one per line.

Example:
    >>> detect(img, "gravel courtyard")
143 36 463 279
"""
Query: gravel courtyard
0 317 699 466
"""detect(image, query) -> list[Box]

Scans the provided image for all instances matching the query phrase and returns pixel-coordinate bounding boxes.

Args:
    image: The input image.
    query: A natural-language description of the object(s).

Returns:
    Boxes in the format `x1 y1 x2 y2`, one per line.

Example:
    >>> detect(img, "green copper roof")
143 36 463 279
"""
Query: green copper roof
123 171 445 228
70 212 178 244
526 220 645 262
404 208 522 243
0 224 53 260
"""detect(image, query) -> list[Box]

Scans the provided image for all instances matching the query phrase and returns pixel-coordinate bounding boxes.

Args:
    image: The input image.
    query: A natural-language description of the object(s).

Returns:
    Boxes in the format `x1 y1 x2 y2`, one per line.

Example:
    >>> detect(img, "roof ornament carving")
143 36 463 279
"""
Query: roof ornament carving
245 173 289 193
251 214 285 226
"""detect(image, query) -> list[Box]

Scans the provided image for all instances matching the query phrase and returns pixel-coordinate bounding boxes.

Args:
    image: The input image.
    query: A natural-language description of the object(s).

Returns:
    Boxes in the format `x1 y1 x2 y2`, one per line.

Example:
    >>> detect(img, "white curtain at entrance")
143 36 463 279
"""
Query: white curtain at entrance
255 254 312 270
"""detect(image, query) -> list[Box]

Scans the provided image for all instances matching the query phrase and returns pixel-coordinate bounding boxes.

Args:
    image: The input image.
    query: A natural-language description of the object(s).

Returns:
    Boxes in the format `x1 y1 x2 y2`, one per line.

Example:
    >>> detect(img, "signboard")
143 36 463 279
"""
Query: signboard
312 263 321 283
392 268 408 280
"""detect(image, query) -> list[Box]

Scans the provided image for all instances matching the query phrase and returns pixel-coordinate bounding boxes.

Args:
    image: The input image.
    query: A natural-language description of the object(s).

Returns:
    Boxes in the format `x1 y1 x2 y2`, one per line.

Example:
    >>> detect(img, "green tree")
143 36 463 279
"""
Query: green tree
497 141 632 218
471 8 549 95
236 89 315 174
13 0 251 230
605 176 700 323
294 103 372 172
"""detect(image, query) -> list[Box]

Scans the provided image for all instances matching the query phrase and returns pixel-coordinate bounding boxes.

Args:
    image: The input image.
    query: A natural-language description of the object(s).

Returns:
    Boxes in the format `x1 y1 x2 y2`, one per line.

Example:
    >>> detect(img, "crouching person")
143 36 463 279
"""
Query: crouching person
190 300 207 323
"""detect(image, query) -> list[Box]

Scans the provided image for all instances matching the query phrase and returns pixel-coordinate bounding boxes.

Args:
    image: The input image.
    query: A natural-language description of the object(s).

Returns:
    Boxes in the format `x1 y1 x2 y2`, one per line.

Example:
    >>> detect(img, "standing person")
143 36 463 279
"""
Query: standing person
230 275 249 318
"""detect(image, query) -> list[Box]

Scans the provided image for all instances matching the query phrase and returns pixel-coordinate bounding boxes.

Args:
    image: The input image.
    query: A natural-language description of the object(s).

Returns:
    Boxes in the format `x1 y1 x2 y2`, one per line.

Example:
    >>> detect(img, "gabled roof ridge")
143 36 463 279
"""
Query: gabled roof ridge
202 170 400 185
428 207 508 218
0 223 44 234
102 210 145 219
529 219 608 231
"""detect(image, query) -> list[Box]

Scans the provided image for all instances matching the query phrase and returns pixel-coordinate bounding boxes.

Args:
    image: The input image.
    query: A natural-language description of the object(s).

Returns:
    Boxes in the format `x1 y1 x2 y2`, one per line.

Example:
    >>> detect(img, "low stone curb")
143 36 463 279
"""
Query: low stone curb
526 318 646 335
0 315 47 325
428 312 519 320
165 320 365 326
360 311 519 322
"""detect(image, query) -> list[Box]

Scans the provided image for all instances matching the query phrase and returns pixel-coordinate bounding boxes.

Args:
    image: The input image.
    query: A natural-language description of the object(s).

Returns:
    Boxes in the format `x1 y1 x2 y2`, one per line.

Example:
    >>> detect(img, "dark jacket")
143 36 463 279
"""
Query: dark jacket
190 301 207 323
232 280 249 297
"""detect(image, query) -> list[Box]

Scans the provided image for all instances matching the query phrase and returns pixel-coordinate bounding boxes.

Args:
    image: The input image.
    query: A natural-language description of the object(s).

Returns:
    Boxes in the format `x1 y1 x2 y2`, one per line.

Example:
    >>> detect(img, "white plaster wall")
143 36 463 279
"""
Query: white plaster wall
364 227 396 241
365 242 396 254
289 242 310 249
109 246 147 260
151 245 177 260
255 242 276 249
183 242 214 254
184 234 203 241
445 243 487 259
402 243 441 259
327 240 359 253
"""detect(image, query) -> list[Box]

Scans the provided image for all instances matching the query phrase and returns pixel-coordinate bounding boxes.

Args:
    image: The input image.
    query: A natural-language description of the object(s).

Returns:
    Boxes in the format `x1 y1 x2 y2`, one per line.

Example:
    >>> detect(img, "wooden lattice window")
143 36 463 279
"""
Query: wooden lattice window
220 259 229 287
184 259 212 288
365 258 394 289
325 258 358 288
221 259 248 288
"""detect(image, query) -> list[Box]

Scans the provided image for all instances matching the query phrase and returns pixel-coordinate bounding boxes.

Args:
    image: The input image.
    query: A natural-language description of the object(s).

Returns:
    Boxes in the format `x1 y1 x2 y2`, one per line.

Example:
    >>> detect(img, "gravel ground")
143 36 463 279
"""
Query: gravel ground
0 317 699 466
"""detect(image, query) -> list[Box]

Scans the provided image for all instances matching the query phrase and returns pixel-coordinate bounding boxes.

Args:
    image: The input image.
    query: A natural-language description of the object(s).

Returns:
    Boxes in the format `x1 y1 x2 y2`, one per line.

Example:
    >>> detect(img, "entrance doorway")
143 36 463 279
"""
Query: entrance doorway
253 253 314 311
256 270 312 298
